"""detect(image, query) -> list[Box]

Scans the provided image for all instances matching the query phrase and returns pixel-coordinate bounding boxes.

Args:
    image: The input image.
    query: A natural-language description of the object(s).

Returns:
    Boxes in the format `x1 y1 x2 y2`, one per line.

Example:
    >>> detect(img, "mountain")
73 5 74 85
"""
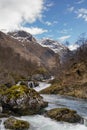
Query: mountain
39 39 69 56
0 31 60 85
8 31 69 58
8 30 36 43
40 42 87 99
8 31 59 69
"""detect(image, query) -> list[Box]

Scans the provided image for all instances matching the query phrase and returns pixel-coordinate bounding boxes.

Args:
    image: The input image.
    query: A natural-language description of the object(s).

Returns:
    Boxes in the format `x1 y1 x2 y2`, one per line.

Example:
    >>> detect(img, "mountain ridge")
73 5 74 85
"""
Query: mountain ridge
0 31 60 85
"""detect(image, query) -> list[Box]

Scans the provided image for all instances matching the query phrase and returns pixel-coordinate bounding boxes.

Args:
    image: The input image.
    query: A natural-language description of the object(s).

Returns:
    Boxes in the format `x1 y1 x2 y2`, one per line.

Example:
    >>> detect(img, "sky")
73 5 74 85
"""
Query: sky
0 0 87 46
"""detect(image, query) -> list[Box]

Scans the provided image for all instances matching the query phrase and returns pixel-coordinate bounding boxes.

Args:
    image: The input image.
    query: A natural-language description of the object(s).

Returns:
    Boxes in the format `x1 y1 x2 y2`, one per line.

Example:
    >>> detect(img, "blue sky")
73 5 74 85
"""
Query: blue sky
0 0 87 45
24 0 87 44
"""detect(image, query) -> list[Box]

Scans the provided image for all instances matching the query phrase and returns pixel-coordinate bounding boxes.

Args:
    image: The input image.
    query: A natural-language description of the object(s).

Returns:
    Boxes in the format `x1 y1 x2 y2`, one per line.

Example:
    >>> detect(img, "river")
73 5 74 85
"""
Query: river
0 82 87 130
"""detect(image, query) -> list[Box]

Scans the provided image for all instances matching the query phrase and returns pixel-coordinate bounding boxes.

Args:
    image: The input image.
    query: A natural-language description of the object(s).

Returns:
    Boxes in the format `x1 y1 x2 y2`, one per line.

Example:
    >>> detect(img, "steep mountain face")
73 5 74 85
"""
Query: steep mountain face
0 31 60 85
8 31 59 69
8 30 36 43
40 39 69 56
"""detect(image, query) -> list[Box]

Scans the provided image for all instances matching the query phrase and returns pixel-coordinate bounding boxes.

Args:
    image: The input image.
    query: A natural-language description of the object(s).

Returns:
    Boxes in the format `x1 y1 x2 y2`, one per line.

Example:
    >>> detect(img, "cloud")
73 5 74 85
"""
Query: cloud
67 6 74 12
19 27 48 35
76 8 87 22
76 0 85 4
58 28 72 34
68 44 79 50
46 2 54 7
44 20 58 26
45 21 52 26
0 0 45 32
43 1 54 11
58 35 71 42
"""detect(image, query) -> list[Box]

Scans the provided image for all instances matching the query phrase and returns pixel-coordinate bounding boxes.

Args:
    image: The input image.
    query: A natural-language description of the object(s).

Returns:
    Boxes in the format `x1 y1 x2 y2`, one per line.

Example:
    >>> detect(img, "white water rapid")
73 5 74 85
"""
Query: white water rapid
0 81 87 130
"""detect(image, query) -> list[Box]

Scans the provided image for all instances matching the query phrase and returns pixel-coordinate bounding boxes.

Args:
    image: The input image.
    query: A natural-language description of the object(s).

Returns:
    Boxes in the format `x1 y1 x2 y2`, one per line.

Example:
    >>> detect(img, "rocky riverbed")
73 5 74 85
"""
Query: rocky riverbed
0 81 87 130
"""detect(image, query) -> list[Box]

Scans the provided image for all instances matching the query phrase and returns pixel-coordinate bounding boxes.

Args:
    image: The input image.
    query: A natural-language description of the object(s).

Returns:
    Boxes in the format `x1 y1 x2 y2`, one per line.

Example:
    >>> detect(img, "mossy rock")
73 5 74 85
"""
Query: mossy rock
47 108 82 123
4 117 30 130
1 85 48 115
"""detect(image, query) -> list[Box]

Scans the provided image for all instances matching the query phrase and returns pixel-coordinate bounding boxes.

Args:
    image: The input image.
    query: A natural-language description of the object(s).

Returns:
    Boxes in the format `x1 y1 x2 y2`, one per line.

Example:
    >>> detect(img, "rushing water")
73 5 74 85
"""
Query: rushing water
42 94 87 117
34 82 51 92
0 82 87 130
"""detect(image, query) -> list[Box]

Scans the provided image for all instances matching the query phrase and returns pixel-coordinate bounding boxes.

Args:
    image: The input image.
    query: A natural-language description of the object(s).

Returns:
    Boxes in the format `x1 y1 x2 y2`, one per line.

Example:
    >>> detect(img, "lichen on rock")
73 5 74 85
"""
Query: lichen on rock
0 85 48 115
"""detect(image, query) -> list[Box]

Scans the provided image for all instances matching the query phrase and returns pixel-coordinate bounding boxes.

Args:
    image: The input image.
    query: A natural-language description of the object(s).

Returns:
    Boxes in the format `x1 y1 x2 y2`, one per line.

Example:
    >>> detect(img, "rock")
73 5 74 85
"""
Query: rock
18 80 39 88
4 117 30 130
0 105 9 118
0 113 9 118
46 108 82 123
0 106 2 113
0 85 48 115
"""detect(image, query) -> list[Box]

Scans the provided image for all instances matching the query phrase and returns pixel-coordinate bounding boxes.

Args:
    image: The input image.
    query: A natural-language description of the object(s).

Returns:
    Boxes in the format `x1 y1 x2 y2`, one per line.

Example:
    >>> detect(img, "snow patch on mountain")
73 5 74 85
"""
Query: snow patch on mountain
39 39 69 56
8 30 36 43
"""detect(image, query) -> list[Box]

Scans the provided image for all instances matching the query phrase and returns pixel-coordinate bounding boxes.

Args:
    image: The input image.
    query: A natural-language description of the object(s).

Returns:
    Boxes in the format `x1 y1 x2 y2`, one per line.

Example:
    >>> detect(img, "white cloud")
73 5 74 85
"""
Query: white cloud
53 21 58 24
45 20 58 26
59 28 72 34
76 0 85 4
76 8 87 22
68 44 79 50
0 0 45 32
19 27 48 35
67 6 74 12
58 35 71 42
46 2 54 7
45 21 52 26
43 1 54 11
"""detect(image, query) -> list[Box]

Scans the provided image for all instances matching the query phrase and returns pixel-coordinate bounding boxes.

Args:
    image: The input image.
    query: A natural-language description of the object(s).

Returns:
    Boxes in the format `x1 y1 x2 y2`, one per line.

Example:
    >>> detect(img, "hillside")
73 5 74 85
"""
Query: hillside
8 31 59 69
40 43 87 99
0 31 60 85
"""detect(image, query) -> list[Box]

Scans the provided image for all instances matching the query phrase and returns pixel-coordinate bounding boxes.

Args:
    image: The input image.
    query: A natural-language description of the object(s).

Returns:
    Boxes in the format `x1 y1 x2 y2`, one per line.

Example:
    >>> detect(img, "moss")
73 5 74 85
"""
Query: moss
2 85 41 100
47 108 82 123
40 83 62 94
40 80 87 99
2 85 27 99
1 84 47 115
4 117 30 130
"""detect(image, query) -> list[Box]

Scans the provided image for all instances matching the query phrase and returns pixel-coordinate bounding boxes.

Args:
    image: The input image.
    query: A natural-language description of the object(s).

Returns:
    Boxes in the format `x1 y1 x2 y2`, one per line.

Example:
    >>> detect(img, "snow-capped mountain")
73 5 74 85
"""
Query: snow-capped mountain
8 30 36 43
8 30 69 57
40 39 69 56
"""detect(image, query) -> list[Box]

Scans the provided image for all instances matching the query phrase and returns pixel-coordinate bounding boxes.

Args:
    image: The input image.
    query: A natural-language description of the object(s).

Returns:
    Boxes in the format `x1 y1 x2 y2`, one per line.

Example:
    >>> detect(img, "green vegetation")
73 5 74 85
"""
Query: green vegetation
1 84 47 115
2 85 41 100
40 79 61 94
4 117 30 130
47 108 82 123
40 78 87 99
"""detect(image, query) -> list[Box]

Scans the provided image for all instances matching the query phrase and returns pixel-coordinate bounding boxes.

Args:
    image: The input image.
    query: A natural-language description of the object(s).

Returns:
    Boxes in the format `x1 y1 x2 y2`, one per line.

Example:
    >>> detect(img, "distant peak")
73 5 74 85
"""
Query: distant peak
8 30 36 43
40 38 69 56
11 30 31 38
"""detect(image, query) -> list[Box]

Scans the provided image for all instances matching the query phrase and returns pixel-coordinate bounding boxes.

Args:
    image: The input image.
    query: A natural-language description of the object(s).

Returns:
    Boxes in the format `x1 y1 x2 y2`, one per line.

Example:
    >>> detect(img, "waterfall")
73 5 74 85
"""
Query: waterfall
84 118 87 127
28 81 35 88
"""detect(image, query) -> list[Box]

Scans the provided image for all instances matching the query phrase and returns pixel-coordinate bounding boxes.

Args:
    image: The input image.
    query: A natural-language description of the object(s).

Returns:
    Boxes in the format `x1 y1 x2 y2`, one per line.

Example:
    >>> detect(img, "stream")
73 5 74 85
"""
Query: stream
0 82 87 130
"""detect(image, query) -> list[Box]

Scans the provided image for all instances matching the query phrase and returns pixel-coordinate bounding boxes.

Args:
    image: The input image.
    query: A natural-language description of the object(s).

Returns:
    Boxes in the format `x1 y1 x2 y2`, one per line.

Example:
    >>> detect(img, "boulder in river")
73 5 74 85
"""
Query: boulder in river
4 117 30 130
46 108 82 123
0 85 48 115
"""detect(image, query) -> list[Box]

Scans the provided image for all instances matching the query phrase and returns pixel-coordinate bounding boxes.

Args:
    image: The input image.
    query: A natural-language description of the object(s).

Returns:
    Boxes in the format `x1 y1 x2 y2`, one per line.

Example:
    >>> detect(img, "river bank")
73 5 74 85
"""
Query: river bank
0 81 87 130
